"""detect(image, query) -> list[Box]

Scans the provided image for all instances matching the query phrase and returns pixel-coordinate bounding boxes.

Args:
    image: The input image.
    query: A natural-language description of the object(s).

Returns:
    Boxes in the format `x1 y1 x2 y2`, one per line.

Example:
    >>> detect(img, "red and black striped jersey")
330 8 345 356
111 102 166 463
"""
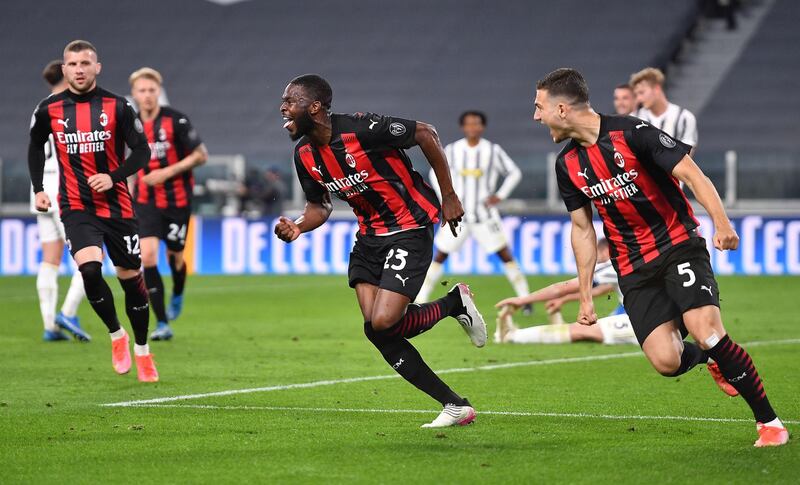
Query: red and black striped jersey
294 113 440 235
29 87 148 219
556 114 700 276
134 106 203 209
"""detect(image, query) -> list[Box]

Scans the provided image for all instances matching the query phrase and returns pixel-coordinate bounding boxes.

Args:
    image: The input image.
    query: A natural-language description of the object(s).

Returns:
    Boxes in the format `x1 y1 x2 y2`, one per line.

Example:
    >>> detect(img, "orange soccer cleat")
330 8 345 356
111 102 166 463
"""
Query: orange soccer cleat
135 354 159 383
707 362 739 397
754 423 789 447
111 332 132 374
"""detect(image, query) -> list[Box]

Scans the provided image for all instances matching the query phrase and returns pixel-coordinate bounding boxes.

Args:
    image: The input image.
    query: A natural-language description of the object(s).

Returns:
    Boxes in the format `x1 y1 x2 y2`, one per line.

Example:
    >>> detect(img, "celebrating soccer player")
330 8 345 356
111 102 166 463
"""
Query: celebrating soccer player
129 67 208 341
532 68 787 447
275 74 487 428
28 40 158 382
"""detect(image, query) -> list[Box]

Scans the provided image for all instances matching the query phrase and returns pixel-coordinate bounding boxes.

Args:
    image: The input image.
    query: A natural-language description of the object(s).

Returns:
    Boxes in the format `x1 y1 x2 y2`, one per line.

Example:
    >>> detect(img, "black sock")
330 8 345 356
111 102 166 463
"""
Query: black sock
364 321 468 407
119 273 150 346
443 287 462 317
706 334 777 423
143 266 168 323
168 254 187 296
669 342 708 377
78 261 121 333
386 299 448 339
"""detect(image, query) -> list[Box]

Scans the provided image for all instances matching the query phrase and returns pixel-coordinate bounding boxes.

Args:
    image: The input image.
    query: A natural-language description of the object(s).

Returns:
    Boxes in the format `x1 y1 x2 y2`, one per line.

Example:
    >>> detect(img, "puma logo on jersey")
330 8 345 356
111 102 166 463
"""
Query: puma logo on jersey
369 120 378 130
635 122 648 129
311 166 323 175
57 118 69 128
577 168 589 179
701 285 713 296
395 274 409 287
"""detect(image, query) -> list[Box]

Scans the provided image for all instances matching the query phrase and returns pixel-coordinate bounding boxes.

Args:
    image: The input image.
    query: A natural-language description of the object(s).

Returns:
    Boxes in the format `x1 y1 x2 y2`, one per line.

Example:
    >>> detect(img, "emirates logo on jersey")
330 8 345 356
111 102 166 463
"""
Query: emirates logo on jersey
345 152 357 168
580 168 640 206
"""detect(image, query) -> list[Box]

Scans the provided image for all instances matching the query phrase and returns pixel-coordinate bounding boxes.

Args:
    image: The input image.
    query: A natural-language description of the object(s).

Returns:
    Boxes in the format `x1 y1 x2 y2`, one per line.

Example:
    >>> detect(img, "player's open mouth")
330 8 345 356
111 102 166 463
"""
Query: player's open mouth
283 117 294 130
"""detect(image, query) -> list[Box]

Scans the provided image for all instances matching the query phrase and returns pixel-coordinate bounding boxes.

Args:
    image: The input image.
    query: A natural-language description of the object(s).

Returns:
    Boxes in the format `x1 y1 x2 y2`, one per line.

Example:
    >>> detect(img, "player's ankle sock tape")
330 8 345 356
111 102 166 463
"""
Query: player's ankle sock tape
386 301 446 339
143 266 168 322
119 273 150 346
78 261 121 333
667 342 708 377
169 254 187 296
707 334 777 423
364 321 465 406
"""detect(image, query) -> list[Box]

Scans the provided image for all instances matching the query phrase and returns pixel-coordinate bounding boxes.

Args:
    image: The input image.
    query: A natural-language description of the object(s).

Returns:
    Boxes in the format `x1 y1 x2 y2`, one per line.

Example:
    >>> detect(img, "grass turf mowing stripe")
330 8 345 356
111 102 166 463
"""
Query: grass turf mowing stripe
120 403 800 425
101 338 800 408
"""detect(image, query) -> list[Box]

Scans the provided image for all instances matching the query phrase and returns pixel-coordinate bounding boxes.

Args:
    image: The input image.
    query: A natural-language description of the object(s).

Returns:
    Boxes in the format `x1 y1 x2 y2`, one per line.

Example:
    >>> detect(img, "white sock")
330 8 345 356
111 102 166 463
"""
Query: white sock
417 261 444 303
503 261 530 297
60 270 85 318
509 324 572 344
36 262 59 331
110 328 126 340
763 417 784 429
134 344 150 356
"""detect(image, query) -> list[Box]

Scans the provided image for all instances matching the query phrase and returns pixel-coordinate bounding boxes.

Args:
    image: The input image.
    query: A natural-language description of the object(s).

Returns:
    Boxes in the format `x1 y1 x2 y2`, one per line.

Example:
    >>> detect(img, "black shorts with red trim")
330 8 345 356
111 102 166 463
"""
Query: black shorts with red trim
62 211 141 270
348 225 433 300
618 237 720 346
134 203 191 252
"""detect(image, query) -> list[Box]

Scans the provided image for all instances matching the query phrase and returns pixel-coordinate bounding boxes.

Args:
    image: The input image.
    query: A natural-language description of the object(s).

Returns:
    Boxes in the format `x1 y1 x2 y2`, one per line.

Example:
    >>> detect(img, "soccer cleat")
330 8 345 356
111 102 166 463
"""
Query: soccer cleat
421 404 476 428
707 361 739 397
522 303 533 317
754 423 789 447
55 312 91 342
167 294 183 321
111 332 132 374
450 283 487 348
135 354 159 383
43 329 70 341
149 322 174 341
495 305 519 343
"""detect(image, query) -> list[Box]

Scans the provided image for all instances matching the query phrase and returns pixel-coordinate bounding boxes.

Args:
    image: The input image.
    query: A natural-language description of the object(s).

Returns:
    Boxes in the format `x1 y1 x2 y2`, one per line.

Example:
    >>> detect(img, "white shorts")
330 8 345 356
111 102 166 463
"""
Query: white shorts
435 217 507 255
597 313 638 345
37 213 66 244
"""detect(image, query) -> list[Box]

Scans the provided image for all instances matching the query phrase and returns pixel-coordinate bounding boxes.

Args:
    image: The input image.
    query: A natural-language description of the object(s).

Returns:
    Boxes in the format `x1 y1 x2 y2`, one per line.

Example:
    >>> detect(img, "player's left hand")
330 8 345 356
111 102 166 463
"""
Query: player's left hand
142 168 170 186
495 296 523 309
274 216 301 243
485 195 501 207
713 223 739 251
87 173 113 193
577 300 597 326
440 192 464 237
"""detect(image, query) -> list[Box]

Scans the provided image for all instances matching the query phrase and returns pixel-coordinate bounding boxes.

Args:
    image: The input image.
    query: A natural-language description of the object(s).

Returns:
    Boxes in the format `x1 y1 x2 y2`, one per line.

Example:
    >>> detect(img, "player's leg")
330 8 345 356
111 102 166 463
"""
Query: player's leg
37 214 67 340
58 270 86 328
105 218 157 382
165 211 190 320
141 236 171 340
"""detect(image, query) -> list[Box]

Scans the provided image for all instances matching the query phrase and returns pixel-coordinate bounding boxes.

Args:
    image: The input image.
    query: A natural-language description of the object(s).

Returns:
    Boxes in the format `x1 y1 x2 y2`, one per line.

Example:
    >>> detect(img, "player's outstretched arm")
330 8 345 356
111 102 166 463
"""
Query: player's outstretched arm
570 205 598 326
672 155 739 250
415 121 463 236
274 193 332 243
495 278 580 308
544 283 615 313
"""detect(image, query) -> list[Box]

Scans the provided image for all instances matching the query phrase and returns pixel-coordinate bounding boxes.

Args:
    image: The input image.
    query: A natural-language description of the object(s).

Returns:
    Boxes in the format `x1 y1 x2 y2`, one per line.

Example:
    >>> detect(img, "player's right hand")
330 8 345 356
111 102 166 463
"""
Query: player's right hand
495 296 523 309
713 223 739 251
440 192 464 237
274 216 301 243
34 192 51 212
577 300 597 326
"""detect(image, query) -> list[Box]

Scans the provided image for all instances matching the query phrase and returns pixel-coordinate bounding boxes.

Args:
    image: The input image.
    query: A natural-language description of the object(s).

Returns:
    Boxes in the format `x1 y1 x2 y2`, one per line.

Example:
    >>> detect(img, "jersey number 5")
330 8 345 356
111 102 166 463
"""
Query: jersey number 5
678 262 695 287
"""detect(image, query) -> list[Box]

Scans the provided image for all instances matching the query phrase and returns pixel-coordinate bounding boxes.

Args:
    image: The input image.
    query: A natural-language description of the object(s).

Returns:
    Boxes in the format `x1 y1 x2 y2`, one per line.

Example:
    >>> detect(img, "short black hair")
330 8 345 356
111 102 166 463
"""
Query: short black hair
42 60 63 86
459 110 487 126
615 83 633 91
536 68 590 105
289 74 333 110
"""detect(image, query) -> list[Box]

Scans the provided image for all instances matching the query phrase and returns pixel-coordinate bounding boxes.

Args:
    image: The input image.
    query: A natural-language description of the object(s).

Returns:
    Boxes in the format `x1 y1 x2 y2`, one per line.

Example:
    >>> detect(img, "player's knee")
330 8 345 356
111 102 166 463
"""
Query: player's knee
78 261 103 284
650 354 681 376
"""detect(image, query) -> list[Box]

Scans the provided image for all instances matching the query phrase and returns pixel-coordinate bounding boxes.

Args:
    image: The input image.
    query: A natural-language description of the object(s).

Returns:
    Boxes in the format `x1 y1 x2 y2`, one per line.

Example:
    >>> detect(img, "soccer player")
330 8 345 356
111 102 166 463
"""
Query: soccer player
129 67 208 341
533 68 787 447
28 40 158 382
630 68 698 154
275 74 487 428
417 111 529 309
494 238 637 345
613 84 638 116
32 60 90 342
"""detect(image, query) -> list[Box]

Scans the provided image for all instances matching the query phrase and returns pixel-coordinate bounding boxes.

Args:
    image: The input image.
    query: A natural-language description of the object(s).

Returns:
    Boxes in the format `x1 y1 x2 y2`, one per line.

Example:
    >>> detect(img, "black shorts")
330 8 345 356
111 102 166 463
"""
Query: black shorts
134 203 191 251
348 225 434 300
62 212 142 270
618 237 720 346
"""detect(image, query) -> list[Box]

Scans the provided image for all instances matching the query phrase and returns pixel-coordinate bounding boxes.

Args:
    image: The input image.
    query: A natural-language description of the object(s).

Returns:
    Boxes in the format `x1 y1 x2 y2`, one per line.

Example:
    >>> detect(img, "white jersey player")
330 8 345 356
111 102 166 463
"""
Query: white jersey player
32 60 88 342
494 239 637 345
630 67 698 154
417 111 529 306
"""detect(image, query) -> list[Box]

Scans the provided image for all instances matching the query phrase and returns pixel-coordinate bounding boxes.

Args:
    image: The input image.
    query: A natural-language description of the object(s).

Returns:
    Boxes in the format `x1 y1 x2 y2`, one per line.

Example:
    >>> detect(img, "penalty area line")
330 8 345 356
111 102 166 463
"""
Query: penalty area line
119 403 800 425
100 337 800 408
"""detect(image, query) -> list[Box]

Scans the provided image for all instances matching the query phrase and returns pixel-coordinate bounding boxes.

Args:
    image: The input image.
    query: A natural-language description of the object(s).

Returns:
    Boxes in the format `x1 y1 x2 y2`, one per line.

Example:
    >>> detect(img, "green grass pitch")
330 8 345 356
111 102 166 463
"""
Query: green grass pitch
1 274 797 483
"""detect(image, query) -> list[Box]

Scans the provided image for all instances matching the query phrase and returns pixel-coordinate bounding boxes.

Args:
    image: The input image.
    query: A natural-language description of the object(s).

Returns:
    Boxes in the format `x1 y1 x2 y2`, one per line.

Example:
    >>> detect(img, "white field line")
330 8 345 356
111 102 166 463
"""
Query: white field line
101 338 800 408
119 403 800 425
